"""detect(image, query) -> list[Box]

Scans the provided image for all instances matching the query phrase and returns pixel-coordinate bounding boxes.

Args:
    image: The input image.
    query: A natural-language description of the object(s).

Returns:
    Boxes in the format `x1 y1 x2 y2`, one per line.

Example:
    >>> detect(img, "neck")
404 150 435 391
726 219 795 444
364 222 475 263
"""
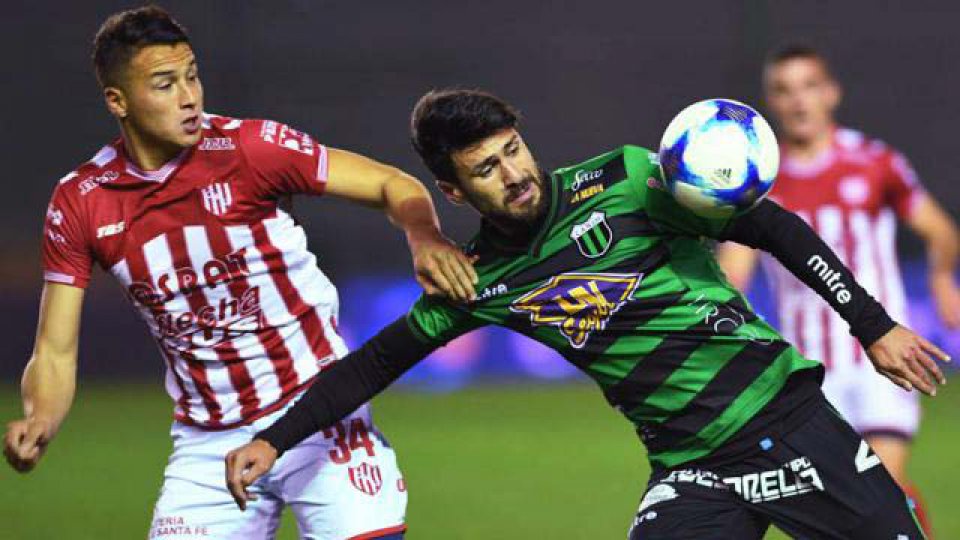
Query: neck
783 125 834 162
120 122 184 171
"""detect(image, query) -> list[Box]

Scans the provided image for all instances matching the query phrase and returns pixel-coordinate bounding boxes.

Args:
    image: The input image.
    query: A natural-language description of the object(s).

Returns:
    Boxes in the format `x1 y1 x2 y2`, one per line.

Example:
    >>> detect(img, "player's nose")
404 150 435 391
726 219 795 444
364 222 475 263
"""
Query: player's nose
501 159 523 186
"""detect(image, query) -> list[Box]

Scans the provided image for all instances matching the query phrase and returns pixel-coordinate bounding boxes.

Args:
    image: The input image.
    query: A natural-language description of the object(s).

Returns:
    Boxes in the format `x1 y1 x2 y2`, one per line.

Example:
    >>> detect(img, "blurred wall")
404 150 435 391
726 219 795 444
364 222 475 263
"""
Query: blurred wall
1 0 957 380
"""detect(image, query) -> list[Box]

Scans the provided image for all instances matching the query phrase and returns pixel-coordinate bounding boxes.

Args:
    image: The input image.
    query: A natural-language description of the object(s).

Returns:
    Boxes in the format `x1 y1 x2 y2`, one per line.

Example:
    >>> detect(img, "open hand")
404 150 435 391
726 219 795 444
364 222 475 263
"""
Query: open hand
866 325 950 396
409 231 478 303
225 439 278 511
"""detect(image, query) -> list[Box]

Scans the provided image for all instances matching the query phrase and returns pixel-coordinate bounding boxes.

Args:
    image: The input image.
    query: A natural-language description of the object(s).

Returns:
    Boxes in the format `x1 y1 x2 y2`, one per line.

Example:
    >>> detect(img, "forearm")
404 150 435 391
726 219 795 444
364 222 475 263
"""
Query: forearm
20 352 77 435
925 225 959 284
255 317 437 455
721 200 896 347
382 171 443 244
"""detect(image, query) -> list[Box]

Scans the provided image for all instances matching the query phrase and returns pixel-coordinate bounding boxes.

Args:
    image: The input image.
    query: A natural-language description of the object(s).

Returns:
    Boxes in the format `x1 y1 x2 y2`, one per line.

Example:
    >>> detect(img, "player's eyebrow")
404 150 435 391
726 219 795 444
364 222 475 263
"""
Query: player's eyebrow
470 155 499 176
149 59 197 79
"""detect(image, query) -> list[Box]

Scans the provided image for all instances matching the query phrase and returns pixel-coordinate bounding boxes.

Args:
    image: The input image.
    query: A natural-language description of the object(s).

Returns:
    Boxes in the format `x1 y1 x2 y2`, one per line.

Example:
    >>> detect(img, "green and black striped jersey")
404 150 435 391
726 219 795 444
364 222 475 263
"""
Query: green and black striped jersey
407 145 820 468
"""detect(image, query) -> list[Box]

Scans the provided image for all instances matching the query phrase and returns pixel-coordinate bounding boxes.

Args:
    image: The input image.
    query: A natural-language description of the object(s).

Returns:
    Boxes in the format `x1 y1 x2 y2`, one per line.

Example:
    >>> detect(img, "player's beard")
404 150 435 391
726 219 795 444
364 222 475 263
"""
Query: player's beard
474 167 550 239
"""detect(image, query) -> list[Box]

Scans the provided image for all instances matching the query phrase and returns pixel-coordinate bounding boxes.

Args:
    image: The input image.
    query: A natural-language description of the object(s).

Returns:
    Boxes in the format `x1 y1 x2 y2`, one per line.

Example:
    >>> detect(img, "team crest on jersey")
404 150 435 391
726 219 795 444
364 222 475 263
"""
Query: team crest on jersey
200 182 233 216
510 272 642 348
570 211 613 258
348 462 383 496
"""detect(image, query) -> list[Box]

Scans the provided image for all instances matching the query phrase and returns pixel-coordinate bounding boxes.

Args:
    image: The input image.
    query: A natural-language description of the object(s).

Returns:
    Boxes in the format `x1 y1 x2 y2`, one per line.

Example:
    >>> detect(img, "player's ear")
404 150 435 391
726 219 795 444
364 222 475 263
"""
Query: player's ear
825 79 842 113
103 86 128 120
437 179 466 205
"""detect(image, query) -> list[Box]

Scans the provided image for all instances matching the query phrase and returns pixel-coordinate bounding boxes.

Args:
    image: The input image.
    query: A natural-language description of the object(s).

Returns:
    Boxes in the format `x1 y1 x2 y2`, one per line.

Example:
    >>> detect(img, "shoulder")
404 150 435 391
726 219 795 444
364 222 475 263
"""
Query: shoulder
552 145 657 191
836 126 906 164
227 115 321 158
53 143 123 203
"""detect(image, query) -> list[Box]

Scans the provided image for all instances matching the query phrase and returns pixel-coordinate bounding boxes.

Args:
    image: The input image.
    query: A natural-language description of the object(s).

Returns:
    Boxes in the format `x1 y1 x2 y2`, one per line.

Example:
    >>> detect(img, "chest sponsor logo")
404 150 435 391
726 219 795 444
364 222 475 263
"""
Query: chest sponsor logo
570 211 613 258
838 175 869 205
348 462 383 496
78 170 120 195
128 249 251 307
200 182 233 216
510 271 641 348
199 137 235 151
571 168 603 191
570 183 605 204
96 221 125 239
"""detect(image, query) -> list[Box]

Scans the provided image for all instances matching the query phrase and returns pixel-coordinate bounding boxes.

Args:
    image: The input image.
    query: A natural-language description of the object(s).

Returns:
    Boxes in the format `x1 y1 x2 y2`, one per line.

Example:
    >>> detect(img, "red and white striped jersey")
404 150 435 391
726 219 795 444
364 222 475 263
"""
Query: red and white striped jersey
761 127 925 370
42 113 349 429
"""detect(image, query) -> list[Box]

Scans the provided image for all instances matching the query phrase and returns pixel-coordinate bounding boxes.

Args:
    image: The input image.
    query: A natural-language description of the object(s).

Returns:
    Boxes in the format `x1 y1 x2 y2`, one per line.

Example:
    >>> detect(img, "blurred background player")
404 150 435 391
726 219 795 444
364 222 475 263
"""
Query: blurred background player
717 44 960 535
1 6 476 540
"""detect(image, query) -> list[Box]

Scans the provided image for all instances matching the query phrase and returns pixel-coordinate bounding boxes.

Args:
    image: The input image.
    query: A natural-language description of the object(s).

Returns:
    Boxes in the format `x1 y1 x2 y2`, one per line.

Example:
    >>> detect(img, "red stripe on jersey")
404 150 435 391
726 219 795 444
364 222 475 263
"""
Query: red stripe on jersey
124 235 207 423
251 220 333 370
173 372 319 431
166 228 259 422
206 223 305 419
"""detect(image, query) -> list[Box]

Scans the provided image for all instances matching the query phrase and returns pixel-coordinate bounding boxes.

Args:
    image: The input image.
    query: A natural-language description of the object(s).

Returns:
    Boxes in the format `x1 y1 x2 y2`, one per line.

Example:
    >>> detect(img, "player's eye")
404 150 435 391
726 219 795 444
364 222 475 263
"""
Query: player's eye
155 81 173 90
505 142 520 156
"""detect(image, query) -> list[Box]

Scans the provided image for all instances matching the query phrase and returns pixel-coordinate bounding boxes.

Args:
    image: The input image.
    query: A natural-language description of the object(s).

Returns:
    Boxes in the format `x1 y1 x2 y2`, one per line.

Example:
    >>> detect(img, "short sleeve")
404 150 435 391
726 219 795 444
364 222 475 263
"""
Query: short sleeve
240 119 329 198
884 151 926 219
405 294 484 346
42 184 93 288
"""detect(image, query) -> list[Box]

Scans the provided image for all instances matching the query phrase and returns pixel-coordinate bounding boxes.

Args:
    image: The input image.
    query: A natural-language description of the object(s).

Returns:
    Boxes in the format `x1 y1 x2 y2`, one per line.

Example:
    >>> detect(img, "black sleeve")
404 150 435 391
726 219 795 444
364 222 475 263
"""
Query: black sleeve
719 199 896 348
255 317 440 456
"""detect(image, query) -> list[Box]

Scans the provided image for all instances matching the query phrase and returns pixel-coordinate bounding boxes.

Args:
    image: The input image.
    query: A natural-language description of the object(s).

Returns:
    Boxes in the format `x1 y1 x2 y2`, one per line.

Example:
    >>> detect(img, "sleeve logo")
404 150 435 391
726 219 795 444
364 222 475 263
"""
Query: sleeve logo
510 272 642 348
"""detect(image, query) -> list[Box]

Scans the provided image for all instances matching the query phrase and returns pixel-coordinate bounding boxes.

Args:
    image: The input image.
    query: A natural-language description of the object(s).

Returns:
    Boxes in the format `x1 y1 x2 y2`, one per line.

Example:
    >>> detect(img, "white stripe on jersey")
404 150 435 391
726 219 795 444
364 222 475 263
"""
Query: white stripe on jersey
182 226 243 425
875 209 909 323
111 258 187 410
141 234 211 425
224 219 322 401
265 210 348 359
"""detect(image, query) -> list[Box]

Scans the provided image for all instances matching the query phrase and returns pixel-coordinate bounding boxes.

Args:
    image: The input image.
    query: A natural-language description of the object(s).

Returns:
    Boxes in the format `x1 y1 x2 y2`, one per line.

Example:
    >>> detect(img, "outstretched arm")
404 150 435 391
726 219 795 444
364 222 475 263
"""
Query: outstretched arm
4 283 84 472
720 200 950 394
225 317 439 509
325 149 478 302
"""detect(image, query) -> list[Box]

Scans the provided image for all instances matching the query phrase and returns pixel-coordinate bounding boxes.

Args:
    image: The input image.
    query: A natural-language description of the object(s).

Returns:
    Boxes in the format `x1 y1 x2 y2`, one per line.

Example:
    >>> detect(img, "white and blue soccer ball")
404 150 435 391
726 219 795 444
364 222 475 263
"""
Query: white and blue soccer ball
658 98 779 218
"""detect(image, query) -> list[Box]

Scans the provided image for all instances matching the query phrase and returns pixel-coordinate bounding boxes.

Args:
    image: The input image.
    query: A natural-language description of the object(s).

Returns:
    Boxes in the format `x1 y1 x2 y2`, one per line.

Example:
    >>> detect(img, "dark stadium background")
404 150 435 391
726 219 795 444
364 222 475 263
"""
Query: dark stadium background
1 2 958 539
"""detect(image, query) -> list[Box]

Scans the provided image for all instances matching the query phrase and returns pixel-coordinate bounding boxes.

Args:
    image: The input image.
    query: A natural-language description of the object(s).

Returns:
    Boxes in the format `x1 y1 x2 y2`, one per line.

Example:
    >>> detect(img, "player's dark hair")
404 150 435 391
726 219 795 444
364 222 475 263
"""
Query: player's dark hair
92 5 191 87
411 89 521 185
765 44 833 76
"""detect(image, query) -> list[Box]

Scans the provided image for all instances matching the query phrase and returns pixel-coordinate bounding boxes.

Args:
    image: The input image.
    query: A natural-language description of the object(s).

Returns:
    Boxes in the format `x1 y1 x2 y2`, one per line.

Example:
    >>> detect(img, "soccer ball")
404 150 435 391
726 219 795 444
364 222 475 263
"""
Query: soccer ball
658 98 779 218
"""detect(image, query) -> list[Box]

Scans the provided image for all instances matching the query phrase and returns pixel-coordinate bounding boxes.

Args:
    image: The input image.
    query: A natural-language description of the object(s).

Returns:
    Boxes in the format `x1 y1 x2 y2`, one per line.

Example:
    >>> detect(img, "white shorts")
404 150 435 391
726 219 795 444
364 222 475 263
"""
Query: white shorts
821 360 921 439
148 402 407 540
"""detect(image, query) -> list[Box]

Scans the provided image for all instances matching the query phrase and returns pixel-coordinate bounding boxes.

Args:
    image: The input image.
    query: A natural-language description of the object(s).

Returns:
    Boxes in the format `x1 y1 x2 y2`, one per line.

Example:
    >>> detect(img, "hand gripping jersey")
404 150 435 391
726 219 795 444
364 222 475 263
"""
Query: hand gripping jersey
407 146 820 468
762 127 924 369
42 114 348 429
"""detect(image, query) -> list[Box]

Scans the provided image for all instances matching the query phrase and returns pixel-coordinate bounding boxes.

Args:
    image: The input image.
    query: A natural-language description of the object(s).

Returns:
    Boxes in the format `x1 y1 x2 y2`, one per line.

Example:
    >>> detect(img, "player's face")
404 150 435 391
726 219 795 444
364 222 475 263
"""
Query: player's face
108 43 204 152
764 57 840 143
441 129 547 228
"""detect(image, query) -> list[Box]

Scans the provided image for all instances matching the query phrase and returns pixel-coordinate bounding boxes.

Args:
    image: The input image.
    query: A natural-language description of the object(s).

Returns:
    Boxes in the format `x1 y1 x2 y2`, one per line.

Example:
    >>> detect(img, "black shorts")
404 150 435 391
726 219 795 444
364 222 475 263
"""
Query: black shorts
628 397 924 539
